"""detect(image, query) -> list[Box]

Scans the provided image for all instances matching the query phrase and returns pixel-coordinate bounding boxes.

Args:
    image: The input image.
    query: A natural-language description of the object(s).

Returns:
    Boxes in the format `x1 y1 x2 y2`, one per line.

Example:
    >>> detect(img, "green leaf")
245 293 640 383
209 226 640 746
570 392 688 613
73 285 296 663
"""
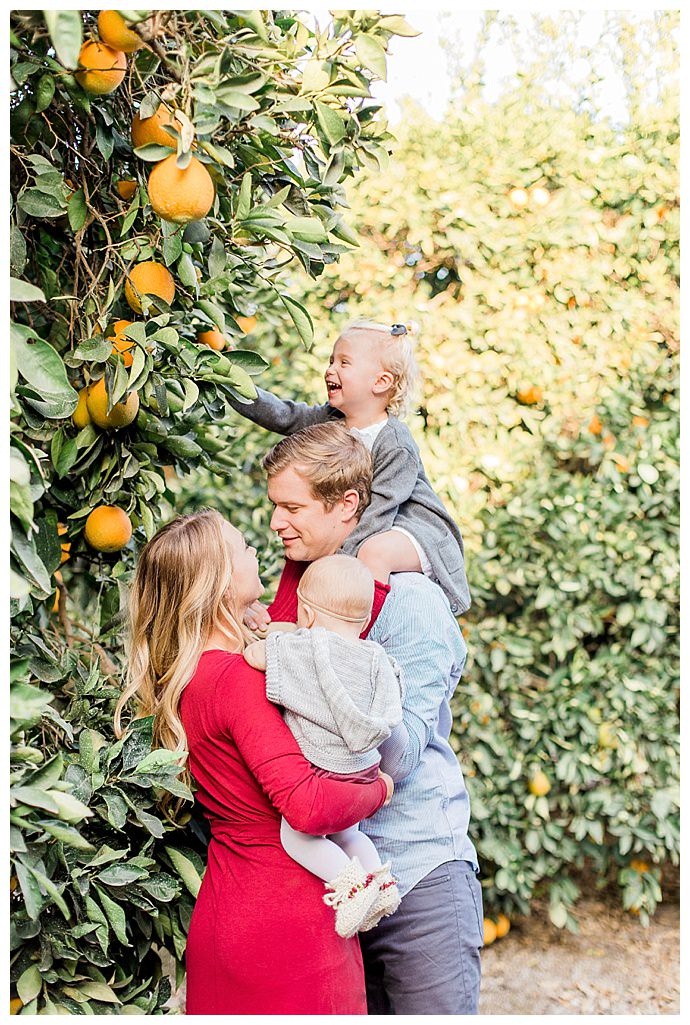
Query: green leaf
13 329 77 412
354 34 388 80
15 861 44 919
10 682 52 723
280 294 314 348
35 73 56 112
314 100 347 146
26 863 70 920
208 236 226 277
176 252 198 288
93 887 130 945
79 981 121 1005
376 14 421 36
236 172 253 220
227 349 269 375
301 60 331 94
162 219 184 265
17 964 42 1004
216 88 260 112
17 187 66 218
287 216 328 243
45 789 93 823
133 143 175 161
197 299 226 332
10 277 45 302
43 9 83 69
165 847 203 898
11 533 52 595
12 785 60 813
238 9 268 41
133 749 185 774
38 819 95 850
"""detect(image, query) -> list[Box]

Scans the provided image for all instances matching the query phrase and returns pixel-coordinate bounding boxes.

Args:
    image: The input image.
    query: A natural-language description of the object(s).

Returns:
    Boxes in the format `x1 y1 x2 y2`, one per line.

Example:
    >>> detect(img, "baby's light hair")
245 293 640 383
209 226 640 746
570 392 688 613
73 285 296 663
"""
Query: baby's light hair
341 320 420 418
297 554 374 625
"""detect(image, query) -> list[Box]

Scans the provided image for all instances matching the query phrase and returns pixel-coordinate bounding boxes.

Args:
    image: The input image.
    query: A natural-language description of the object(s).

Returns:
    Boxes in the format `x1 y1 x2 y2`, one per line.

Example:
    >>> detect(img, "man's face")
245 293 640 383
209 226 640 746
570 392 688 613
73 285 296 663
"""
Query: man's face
267 465 359 562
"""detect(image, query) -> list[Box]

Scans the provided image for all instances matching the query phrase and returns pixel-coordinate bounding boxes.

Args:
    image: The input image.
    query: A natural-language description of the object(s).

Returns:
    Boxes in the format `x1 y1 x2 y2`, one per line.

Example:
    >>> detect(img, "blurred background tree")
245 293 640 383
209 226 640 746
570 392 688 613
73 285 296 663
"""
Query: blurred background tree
175 10 679 933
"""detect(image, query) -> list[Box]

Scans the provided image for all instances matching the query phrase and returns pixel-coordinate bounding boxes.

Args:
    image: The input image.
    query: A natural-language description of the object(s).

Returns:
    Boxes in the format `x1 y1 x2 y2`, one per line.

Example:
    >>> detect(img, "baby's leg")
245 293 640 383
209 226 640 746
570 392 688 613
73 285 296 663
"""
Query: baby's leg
357 530 422 584
329 824 382 873
280 817 351 883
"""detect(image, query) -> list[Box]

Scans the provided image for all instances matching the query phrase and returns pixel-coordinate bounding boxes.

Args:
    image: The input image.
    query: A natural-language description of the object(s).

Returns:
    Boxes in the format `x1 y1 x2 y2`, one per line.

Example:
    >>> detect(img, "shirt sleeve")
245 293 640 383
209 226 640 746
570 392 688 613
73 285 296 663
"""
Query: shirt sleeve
341 444 420 555
219 659 388 834
226 385 335 435
374 590 465 782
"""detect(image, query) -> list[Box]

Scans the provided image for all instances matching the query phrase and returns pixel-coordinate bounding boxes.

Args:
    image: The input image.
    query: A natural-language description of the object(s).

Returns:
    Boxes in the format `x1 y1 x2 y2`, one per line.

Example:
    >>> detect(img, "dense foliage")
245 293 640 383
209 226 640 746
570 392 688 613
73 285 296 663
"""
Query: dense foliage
9 8 411 1012
178 13 680 932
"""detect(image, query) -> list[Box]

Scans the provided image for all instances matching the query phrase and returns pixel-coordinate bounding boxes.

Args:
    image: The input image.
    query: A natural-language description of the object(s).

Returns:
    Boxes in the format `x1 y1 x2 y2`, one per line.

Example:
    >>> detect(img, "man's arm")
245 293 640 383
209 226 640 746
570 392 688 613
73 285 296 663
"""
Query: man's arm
374 584 466 782
226 385 335 436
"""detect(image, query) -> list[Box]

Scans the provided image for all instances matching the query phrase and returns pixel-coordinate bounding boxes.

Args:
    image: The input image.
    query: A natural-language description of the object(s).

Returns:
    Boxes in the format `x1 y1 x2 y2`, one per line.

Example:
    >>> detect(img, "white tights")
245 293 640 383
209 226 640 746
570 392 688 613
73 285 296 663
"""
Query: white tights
280 818 382 883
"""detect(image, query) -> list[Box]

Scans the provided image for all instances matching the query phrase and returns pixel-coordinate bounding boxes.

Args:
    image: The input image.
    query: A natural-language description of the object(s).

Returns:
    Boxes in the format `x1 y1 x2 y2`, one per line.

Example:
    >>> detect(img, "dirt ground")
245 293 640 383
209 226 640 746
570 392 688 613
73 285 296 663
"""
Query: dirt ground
479 894 680 1015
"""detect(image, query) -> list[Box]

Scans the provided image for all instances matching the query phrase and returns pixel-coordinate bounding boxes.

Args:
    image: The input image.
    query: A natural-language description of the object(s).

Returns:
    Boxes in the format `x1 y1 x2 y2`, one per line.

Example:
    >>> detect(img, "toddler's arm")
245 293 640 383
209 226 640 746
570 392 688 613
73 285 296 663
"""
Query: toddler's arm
227 385 334 435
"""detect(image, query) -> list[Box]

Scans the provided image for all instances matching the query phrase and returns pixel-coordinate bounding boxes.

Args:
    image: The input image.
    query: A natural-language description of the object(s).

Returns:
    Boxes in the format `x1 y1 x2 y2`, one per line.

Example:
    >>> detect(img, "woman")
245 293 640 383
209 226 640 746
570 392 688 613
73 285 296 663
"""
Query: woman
114 509 392 1014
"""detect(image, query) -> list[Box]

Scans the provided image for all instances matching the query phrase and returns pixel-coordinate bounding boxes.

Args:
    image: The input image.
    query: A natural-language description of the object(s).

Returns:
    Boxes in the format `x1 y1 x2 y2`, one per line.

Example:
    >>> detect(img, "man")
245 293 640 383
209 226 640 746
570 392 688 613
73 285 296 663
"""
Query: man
262 421 482 1015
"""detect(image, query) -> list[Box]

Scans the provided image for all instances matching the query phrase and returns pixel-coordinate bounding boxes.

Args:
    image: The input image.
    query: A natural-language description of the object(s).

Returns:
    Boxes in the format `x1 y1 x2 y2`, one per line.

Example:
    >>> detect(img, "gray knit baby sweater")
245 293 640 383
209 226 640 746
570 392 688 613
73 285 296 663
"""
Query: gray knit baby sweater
265 627 404 774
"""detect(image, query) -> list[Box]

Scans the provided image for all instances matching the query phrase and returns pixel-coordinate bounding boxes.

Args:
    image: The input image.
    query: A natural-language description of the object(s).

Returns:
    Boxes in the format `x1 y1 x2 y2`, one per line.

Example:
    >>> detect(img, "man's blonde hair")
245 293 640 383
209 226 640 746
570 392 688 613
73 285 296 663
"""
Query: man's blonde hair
341 320 420 418
298 554 374 624
262 421 372 519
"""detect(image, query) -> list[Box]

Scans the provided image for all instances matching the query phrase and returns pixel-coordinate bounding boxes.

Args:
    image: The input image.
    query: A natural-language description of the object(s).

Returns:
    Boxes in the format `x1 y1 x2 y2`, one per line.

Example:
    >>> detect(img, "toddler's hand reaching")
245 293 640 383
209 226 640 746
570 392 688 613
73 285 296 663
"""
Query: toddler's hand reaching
244 599 272 637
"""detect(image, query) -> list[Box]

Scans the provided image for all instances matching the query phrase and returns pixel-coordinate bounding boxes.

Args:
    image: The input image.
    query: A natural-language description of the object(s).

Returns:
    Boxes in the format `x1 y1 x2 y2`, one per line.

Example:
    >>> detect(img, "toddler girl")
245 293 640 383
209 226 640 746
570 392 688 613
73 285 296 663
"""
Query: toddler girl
243 554 406 938
228 320 470 627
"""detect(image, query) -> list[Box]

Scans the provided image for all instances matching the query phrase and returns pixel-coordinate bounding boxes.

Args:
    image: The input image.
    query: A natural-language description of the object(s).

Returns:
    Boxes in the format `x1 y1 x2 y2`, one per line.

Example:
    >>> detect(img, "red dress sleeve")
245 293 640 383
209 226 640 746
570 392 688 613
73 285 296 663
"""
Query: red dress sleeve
268 558 390 637
218 657 388 835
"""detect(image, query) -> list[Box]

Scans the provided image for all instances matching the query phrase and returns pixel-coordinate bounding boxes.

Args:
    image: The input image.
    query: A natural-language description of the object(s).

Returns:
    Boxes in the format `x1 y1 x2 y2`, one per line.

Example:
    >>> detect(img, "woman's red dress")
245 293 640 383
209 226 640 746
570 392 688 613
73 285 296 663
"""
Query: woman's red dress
181 649 388 1014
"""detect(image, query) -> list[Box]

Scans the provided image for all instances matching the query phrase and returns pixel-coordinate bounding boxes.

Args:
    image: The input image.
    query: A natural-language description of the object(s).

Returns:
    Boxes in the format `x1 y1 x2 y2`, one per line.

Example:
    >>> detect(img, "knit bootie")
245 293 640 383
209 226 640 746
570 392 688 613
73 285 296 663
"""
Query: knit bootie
323 857 379 939
359 863 401 932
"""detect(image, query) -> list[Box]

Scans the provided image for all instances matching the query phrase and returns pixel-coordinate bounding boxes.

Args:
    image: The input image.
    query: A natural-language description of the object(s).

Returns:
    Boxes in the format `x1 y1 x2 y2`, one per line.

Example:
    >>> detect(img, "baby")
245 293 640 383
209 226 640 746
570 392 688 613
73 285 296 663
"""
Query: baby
228 320 470 634
243 554 406 939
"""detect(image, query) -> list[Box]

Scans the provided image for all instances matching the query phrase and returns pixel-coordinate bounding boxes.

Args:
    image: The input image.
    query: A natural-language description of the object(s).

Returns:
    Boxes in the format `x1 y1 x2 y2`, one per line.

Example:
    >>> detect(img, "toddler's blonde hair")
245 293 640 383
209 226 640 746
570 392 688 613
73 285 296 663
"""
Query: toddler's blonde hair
341 320 419 418
297 554 374 625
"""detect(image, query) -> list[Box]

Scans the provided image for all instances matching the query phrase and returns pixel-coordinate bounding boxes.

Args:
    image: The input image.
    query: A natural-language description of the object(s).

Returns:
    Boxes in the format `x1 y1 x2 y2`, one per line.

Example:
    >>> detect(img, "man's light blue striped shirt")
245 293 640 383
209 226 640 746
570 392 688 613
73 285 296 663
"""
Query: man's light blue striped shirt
361 573 479 897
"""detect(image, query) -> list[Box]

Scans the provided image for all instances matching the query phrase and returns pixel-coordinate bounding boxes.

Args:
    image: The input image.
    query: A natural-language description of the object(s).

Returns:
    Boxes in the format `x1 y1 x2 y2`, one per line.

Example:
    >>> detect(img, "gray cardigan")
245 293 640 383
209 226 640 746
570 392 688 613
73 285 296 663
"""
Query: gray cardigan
265 627 404 774
227 387 471 615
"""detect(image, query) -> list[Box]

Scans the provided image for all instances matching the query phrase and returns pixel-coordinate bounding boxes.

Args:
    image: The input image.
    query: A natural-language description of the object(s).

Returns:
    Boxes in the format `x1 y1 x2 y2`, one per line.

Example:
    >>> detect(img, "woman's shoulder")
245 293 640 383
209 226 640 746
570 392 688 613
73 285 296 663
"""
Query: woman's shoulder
185 650 268 726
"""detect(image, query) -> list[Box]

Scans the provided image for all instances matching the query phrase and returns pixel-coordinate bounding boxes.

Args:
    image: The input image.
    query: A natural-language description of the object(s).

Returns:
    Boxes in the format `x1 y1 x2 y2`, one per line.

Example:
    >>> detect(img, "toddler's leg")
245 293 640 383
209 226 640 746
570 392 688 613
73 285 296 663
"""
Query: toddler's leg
329 824 382 873
280 817 350 883
357 531 421 584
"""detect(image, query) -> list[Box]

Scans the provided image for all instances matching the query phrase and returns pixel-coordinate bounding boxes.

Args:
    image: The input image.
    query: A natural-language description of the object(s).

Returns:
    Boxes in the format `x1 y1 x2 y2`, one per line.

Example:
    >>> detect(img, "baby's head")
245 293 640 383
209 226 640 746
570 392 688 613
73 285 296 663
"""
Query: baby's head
325 320 419 419
296 554 374 632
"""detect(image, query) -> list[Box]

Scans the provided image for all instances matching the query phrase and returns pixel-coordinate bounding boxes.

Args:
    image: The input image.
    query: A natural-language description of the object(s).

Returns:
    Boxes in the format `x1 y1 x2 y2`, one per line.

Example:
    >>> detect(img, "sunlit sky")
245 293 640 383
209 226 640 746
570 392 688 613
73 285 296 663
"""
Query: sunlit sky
361 9 640 125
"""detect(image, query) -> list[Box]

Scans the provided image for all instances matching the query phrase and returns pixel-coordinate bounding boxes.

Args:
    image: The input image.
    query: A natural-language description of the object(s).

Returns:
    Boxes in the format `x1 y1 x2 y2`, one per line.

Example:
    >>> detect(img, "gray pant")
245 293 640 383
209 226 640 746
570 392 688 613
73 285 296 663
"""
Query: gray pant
359 860 483 1015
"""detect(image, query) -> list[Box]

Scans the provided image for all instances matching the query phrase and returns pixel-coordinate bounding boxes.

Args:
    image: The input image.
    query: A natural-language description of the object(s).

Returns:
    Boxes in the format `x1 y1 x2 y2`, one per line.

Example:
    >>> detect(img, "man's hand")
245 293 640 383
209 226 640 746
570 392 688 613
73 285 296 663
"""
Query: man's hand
378 768 394 805
244 599 272 637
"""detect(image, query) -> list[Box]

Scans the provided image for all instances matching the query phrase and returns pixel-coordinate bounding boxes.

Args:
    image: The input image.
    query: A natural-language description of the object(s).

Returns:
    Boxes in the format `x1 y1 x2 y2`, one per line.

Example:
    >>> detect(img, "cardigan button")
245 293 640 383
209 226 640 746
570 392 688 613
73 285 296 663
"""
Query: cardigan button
450 602 458 613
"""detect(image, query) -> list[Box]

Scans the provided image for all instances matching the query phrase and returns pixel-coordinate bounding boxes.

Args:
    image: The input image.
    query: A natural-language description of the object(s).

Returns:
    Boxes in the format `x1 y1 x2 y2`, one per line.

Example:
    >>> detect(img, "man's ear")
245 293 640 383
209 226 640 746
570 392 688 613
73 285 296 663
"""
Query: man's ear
341 488 362 523
373 370 395 395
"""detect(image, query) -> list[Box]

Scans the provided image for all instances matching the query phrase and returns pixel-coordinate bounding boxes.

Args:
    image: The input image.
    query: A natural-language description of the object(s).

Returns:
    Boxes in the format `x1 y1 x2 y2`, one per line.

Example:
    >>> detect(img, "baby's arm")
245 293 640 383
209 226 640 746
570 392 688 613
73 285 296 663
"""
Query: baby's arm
243 639 267 671
226 385 333 435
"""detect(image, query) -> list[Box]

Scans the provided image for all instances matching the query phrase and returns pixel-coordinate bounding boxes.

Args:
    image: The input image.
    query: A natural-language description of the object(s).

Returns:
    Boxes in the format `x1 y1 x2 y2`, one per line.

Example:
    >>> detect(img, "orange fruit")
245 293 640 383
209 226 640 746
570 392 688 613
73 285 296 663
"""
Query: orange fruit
131 103 185 150
97 10 145 53
85 377 139 429
10 998 23 1015
602 432 616 451
632 415 649 428
57 523 71 564
483 918 498 945
516 386 543 405
630 859 650 873
124 261 175 313
588 414 603 435
84 505 133 552
495 913 511 938
52 587 60 613
116 180 138 201
108 319 136 367
72 386 91 429
528 770 551 797
612 453 630 473
236 314 257 334
531 186 550 208
197 329 226 351
75 41 127 96
147 154 215 224
508 187 529 209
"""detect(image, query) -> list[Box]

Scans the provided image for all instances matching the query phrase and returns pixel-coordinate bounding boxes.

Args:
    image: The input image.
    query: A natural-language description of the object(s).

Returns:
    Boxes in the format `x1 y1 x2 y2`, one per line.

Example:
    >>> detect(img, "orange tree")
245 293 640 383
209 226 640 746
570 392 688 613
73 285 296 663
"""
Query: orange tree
184 13 679 932
9 9 416 1012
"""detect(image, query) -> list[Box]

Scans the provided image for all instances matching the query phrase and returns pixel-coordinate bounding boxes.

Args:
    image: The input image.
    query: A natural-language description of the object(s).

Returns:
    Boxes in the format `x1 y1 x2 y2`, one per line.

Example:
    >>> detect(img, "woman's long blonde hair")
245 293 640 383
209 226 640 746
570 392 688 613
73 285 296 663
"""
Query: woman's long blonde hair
114 509 248 762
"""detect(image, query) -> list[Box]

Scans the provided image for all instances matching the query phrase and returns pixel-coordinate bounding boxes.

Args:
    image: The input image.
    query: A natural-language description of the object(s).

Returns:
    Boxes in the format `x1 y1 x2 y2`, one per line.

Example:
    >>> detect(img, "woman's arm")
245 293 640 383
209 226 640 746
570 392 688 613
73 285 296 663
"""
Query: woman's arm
219 660 389 834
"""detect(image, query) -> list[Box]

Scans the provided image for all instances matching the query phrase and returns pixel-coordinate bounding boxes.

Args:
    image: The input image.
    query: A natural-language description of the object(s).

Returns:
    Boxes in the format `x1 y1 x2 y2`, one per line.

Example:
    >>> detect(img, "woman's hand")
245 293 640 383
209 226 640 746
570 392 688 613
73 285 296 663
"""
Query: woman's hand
378 768 394 805
244 599 272 637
